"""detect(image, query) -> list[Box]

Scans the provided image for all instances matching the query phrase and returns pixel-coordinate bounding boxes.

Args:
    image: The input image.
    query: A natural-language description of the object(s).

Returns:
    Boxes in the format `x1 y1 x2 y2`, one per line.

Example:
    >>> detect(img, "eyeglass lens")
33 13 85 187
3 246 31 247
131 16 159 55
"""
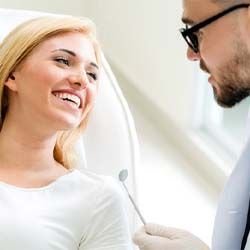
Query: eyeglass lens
186 33 199 52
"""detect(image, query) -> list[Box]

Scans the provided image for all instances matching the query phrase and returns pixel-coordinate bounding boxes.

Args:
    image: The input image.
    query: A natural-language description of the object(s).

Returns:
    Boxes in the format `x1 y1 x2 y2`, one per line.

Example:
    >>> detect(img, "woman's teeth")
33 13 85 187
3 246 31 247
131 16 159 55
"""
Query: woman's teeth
53 92 81 108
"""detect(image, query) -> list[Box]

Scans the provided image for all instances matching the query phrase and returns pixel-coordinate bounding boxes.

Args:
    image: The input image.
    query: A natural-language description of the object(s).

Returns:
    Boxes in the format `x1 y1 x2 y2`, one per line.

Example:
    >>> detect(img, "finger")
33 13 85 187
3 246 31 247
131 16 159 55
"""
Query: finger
144 223 172 238
133 225 172 246
133 226 159 246
133 234 172 250
145 223 189 239
133 226 147 245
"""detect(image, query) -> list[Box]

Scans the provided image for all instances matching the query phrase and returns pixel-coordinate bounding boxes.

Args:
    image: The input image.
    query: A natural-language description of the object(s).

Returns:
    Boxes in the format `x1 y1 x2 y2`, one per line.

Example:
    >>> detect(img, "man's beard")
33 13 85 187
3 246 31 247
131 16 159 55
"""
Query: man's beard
201 39 250 108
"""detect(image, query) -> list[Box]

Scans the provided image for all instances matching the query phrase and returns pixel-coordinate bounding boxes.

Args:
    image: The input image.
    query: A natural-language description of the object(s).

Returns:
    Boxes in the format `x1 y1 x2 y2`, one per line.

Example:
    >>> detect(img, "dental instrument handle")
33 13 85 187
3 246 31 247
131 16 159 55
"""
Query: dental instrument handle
122 182 146 225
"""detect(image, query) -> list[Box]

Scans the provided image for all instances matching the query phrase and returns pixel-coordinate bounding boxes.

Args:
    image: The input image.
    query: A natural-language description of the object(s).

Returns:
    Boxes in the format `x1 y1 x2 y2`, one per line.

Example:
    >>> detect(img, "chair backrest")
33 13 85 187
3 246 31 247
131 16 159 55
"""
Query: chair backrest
0 8 140 234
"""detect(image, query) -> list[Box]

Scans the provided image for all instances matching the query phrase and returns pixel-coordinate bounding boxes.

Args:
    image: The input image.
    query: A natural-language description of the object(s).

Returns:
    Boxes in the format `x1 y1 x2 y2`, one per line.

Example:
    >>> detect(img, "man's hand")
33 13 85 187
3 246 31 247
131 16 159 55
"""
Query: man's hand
133 223 210 250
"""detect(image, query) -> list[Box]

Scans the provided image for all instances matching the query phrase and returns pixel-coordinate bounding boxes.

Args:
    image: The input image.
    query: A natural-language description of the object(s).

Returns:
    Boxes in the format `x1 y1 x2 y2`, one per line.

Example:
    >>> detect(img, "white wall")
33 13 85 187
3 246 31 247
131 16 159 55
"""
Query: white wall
81 0 226 193
81 0 196 127
0 0 85 16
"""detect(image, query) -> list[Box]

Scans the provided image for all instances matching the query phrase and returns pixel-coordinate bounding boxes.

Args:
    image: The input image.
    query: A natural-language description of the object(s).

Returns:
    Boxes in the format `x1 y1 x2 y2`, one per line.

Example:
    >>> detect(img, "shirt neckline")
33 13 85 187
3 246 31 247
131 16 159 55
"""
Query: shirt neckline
0 169 78 192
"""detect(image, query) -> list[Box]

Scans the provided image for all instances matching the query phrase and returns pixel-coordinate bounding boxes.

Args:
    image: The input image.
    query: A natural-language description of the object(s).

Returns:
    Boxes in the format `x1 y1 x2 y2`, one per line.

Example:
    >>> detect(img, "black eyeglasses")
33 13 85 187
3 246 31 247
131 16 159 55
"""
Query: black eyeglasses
179 3 250 53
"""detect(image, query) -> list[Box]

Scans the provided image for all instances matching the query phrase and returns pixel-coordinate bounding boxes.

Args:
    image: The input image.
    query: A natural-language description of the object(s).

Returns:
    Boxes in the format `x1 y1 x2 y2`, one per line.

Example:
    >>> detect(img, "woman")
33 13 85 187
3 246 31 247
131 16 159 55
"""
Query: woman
0 15 132 250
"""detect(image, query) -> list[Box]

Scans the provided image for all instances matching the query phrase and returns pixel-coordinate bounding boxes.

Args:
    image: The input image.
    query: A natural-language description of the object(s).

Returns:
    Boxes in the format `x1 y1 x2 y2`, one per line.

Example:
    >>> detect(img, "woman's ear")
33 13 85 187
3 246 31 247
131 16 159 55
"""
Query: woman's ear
4 73 18 91
9 74 15 80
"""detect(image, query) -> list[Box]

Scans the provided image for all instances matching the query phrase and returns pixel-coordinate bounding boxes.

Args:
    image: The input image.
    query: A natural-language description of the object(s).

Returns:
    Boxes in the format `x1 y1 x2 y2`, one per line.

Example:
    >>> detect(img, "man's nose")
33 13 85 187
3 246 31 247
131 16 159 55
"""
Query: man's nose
187 46 201 61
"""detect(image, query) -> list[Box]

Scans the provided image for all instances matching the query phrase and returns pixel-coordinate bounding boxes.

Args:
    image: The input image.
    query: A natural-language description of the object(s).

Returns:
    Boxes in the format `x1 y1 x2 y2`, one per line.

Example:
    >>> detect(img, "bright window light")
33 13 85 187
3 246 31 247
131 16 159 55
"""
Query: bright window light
193 69 250 161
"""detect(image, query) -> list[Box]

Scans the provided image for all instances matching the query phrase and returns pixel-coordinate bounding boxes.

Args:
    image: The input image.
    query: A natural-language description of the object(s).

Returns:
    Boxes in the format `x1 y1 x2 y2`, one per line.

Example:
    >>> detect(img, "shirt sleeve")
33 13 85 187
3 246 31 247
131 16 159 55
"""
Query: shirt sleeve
79 176 133 250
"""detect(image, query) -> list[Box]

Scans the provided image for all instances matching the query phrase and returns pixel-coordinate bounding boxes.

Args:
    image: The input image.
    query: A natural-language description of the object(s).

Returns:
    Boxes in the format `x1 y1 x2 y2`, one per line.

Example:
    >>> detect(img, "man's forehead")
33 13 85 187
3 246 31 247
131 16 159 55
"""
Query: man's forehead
182 0 222 24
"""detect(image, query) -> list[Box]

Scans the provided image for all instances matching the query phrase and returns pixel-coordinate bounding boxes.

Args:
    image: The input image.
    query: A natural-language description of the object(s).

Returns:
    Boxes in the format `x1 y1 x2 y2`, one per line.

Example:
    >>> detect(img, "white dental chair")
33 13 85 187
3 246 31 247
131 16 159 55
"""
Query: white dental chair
0 8 140 236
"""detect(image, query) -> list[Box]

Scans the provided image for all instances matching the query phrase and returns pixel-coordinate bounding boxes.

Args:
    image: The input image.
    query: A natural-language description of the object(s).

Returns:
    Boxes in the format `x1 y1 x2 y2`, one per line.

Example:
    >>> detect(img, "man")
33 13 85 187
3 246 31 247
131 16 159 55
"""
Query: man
133 1 250 249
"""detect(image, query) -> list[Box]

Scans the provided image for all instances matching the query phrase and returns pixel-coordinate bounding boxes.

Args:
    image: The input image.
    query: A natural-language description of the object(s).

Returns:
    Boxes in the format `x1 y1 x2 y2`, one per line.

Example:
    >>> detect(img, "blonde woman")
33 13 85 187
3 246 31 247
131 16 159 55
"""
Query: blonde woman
0 16 132 250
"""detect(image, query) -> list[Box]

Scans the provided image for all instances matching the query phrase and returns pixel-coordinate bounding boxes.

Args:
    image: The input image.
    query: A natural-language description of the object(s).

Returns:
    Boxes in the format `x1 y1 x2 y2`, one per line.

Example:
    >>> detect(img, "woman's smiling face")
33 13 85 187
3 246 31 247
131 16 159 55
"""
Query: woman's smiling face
4 32 99 132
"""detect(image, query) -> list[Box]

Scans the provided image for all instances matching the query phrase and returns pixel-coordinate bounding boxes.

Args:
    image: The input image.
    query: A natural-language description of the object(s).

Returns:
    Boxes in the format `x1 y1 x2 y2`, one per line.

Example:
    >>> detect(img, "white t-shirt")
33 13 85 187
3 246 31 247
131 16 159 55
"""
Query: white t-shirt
0 169 133 250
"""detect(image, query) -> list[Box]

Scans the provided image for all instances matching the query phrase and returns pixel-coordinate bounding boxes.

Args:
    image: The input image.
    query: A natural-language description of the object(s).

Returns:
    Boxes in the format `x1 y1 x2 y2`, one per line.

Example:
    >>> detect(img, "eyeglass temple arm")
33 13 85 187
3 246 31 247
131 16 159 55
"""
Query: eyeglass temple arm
182 3 250 35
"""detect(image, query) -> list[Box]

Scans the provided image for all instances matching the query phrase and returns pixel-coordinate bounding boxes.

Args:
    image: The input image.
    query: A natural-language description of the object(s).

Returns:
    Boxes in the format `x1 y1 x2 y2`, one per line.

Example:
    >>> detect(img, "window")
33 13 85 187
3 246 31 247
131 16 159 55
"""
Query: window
193 69 250 161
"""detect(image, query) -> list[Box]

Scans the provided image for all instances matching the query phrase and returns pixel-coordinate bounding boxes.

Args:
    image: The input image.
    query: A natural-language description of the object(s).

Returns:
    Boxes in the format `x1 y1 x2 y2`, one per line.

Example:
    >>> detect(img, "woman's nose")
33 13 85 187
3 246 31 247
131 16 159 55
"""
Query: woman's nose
187 46 201 61
69 72 88 89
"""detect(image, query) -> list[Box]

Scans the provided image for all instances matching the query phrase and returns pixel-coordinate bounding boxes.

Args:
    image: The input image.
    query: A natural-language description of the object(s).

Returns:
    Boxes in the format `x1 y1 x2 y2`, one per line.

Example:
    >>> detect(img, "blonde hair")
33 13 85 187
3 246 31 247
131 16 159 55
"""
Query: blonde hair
0 16 101 170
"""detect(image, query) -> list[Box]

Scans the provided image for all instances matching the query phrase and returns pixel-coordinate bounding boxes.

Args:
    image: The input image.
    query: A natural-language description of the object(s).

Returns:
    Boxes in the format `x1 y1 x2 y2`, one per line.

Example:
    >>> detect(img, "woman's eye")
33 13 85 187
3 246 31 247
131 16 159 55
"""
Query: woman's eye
87 72 98 81
54 57 70 66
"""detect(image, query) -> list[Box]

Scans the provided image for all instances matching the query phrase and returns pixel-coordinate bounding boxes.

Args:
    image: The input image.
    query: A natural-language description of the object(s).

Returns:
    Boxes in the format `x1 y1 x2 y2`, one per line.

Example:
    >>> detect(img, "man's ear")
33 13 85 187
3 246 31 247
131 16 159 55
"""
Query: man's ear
4 73 18 92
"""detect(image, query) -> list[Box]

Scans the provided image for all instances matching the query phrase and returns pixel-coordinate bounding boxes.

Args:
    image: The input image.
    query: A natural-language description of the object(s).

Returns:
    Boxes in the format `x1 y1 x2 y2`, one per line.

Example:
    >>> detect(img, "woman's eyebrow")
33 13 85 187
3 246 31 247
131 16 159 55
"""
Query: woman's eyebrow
90 62 99 70
51 48 76 56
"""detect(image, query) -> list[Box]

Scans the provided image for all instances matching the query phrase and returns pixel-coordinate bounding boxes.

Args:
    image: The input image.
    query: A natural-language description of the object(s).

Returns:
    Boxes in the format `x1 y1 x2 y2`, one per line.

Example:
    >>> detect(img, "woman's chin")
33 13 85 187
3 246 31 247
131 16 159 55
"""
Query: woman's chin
46 116 82 132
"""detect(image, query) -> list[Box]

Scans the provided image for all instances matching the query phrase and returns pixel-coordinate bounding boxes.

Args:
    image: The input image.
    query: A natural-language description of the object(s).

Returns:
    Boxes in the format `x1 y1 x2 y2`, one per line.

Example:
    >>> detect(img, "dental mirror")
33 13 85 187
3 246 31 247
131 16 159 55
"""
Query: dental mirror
119 169 128 182
118 169 146 225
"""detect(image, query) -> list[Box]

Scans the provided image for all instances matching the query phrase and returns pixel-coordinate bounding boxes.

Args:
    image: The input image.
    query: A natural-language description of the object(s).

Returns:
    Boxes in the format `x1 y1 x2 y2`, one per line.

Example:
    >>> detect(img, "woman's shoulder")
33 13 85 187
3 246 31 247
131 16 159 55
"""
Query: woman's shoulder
71 169 121 189
72 169 126 202
71 168 113 185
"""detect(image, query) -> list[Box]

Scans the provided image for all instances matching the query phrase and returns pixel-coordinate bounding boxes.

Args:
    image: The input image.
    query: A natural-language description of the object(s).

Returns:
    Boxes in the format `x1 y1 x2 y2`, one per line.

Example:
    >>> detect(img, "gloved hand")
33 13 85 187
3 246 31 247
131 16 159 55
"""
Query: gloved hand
133 223 210 250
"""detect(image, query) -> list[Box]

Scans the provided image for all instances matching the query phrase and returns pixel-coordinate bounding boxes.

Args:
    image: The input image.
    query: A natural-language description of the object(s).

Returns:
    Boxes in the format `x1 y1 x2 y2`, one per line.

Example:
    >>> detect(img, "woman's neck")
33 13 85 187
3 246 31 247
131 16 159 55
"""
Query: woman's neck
0 115 60 173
